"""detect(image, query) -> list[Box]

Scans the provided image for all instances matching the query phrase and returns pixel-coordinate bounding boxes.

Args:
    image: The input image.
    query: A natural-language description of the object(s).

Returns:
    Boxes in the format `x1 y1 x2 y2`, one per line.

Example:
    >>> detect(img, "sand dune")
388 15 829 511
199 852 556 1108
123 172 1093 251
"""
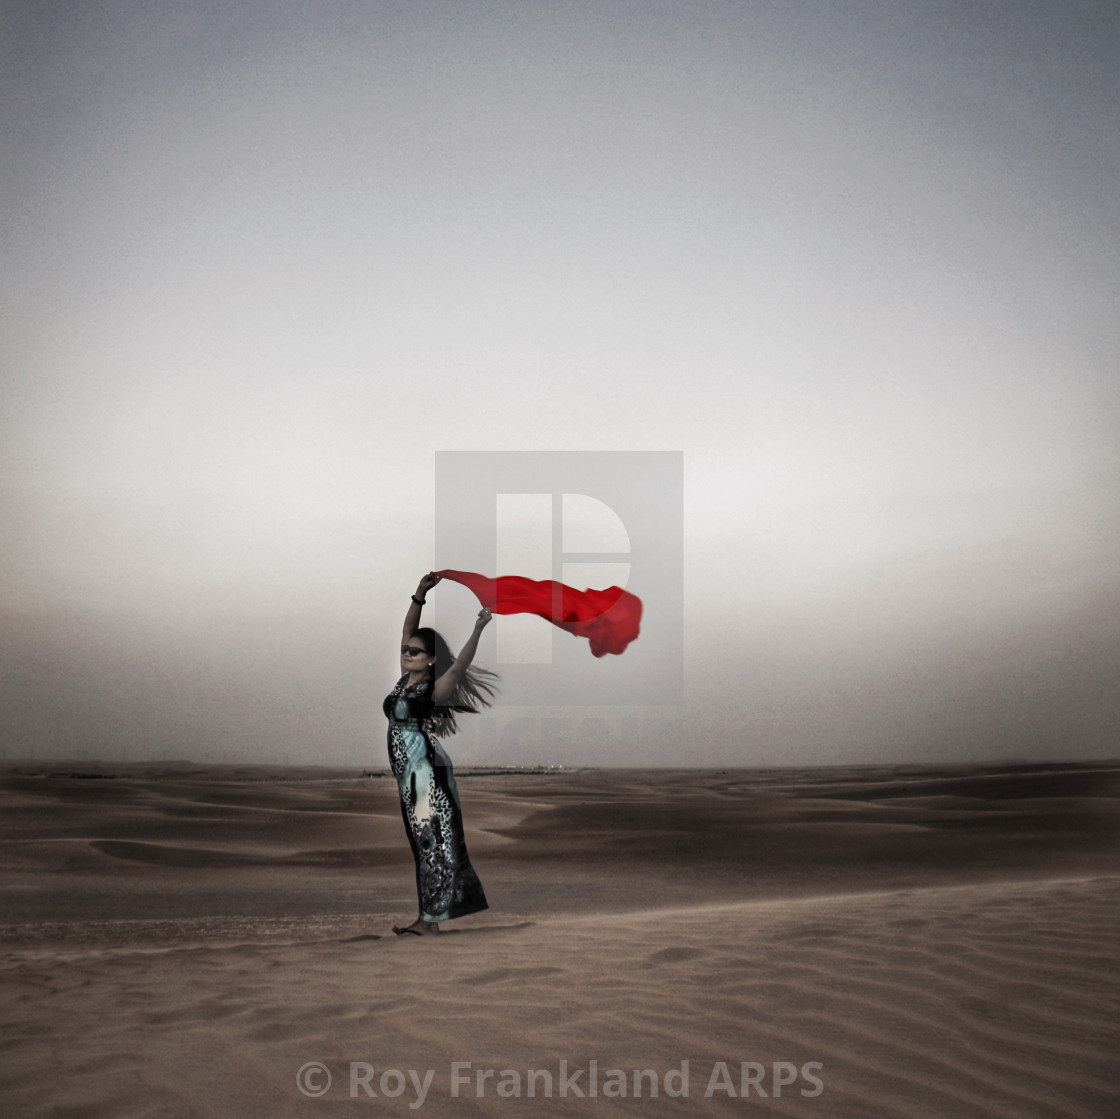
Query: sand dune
1 762 1118 1116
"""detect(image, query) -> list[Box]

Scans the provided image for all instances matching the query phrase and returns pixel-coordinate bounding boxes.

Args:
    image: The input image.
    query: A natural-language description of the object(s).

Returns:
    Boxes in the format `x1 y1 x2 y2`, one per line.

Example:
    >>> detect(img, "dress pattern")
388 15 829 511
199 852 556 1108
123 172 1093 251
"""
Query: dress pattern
383 674 488 922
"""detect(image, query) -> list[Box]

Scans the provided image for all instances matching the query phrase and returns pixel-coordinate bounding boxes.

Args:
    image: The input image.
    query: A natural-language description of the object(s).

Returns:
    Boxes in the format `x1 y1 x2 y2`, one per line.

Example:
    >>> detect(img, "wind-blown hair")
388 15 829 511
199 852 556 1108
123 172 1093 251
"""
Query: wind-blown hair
413 627 499 737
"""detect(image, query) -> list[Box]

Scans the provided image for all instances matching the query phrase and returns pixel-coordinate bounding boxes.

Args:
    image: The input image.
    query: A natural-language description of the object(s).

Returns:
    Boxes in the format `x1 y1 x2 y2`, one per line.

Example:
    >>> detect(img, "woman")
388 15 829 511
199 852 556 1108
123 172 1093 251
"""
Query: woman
384 571 497 936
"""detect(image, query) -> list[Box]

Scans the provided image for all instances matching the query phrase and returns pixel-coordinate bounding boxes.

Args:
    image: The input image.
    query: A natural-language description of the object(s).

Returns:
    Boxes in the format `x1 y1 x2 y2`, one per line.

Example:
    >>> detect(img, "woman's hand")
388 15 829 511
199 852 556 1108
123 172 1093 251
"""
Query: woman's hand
474 606 492 631
417 571 442 597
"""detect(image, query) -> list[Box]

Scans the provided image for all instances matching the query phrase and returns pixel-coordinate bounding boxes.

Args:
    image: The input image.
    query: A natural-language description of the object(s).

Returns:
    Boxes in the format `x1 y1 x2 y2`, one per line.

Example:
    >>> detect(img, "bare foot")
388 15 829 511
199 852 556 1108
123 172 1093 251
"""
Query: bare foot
392 918 440 936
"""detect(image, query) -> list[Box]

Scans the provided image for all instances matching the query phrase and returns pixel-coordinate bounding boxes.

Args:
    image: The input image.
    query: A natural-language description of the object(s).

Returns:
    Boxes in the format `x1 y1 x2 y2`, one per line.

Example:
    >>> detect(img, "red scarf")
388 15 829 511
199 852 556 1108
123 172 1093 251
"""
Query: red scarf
435 569 642 657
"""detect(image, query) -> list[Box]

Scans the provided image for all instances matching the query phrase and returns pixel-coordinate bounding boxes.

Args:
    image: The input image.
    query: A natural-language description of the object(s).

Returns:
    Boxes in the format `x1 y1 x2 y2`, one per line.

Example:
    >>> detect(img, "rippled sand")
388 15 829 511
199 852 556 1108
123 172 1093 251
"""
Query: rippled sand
2 762 1118 1116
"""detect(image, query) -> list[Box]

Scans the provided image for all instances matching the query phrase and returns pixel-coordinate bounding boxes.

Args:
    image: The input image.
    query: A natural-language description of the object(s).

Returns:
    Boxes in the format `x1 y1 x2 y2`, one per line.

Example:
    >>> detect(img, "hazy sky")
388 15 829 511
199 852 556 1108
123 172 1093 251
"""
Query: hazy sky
2 0 1118 767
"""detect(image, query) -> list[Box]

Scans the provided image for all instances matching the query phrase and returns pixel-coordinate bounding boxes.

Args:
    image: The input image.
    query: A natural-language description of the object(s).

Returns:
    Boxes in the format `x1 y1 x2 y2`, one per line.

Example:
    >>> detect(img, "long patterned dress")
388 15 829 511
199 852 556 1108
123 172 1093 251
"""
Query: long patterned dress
383 674 488 922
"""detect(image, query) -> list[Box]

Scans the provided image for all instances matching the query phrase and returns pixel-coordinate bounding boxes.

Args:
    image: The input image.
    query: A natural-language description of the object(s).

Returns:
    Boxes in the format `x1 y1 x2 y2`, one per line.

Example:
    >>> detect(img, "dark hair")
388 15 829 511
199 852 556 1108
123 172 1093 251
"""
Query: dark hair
413 627 499 736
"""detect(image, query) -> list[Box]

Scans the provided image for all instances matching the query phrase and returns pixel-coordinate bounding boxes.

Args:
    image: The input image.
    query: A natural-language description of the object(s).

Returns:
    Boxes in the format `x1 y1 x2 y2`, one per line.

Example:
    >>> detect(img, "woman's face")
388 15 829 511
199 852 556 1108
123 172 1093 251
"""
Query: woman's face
401 637 434 676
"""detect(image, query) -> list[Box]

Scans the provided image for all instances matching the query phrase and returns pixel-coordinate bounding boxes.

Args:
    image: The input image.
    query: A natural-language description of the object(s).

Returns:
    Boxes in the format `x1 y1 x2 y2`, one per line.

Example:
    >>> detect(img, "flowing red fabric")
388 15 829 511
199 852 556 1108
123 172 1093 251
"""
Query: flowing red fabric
435 569 642 657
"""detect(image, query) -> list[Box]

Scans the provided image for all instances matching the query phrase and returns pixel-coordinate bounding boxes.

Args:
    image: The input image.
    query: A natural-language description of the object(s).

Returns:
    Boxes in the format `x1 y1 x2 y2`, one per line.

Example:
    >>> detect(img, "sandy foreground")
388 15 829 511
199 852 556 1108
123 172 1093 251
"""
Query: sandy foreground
1 761 1118 1118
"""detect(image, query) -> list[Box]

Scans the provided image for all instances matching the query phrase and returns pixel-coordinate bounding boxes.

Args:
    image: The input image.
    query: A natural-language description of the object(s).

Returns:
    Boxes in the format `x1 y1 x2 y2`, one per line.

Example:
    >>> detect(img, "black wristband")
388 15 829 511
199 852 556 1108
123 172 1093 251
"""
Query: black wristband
411 595 426 606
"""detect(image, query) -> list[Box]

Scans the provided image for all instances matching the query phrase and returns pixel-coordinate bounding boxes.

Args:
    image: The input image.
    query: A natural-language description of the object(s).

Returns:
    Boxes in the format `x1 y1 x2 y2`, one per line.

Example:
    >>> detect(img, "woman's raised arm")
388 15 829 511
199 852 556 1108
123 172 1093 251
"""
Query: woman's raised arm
403 572 441 640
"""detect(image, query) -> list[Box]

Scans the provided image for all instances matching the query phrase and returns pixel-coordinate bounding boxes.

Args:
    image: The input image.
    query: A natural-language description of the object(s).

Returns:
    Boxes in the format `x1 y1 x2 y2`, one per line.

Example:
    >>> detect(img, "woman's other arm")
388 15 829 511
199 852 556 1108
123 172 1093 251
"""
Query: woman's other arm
432 608 492 703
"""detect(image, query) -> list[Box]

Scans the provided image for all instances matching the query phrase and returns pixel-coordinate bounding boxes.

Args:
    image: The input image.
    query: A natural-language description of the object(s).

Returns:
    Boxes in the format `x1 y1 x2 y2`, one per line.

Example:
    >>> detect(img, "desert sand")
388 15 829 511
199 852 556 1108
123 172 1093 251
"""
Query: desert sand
1 761 1118 1117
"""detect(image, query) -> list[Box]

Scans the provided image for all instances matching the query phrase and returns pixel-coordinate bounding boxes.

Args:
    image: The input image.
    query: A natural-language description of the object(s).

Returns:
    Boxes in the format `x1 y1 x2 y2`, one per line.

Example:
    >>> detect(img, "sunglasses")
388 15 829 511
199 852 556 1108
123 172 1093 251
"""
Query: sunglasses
401 646 429 658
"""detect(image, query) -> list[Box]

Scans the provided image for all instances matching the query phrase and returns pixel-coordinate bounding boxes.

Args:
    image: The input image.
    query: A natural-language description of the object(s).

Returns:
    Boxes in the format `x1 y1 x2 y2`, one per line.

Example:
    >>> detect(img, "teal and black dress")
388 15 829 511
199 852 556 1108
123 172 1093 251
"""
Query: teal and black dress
383 674 488 922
